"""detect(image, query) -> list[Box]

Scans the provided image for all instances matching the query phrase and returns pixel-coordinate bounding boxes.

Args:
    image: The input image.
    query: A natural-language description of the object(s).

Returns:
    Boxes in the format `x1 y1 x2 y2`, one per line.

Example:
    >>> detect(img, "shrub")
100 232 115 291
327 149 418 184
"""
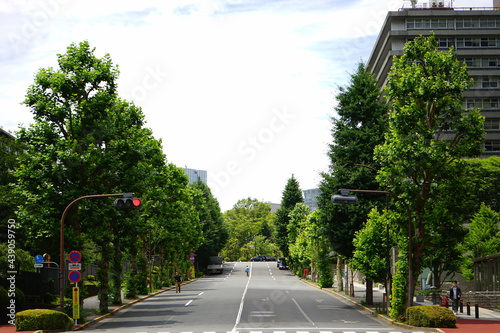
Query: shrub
15 308 73 331
406 305 456 328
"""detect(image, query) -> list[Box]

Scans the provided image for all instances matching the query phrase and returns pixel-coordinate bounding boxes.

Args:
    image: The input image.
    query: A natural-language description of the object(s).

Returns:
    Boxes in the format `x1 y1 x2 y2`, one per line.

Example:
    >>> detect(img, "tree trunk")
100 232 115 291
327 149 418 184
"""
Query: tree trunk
336 256 343 291
98 242 110 313
110 241 122 305
365 278 373 305
127 248 138 299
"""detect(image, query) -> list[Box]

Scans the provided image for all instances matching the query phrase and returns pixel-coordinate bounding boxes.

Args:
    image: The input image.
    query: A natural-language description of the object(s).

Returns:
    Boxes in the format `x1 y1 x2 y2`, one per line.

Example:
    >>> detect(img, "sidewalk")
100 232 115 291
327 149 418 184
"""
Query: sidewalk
309 279 500 333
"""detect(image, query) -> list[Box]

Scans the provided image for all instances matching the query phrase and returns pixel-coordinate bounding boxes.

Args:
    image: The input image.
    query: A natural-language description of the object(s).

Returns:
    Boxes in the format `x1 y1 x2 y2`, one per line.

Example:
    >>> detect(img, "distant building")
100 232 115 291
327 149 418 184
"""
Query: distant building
303 188 320 211
367 1 500 156
183 168 207 184
269 203 280 213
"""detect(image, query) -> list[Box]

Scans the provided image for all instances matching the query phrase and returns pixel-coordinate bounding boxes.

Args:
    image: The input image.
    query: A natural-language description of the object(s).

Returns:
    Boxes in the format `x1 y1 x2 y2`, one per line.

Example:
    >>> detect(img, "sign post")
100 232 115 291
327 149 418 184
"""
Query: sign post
73 287 79 320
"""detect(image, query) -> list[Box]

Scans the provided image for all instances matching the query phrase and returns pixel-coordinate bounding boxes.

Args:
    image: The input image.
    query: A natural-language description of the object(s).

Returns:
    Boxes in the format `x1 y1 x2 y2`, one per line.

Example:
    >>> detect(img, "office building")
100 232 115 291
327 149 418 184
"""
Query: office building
367 0 500 156
183 168 208 184
303 188 320 211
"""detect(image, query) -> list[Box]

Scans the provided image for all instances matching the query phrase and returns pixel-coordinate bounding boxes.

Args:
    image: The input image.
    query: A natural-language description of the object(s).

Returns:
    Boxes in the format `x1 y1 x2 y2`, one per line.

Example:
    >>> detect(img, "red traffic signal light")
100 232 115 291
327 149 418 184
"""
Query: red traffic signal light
114 198 142 208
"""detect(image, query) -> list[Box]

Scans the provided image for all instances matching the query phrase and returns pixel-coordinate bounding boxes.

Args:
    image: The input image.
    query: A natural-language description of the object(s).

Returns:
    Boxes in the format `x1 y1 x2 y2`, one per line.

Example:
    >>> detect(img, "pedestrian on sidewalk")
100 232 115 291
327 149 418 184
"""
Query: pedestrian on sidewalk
174 271 182 293
449 280 462 314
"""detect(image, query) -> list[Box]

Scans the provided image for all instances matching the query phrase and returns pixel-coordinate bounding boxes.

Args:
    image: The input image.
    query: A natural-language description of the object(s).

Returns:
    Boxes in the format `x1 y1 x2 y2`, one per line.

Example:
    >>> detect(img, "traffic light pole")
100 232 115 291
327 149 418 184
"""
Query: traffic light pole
59 193 134 311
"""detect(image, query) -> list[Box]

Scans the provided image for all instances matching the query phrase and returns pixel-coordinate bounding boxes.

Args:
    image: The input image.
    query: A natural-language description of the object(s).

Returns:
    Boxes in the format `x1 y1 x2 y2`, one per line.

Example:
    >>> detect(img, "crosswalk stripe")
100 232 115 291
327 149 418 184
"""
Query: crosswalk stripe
133 331 429 333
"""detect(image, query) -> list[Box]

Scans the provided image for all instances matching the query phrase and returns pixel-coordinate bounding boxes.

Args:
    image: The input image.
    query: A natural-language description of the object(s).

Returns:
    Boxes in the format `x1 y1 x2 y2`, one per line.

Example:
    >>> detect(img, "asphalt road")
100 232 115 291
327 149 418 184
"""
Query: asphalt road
82 261 424 333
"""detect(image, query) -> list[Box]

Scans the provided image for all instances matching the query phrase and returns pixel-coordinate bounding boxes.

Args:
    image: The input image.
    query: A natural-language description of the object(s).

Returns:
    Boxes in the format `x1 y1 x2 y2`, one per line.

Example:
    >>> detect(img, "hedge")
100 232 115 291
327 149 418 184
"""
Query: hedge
406 305 456 328
15 309 73 331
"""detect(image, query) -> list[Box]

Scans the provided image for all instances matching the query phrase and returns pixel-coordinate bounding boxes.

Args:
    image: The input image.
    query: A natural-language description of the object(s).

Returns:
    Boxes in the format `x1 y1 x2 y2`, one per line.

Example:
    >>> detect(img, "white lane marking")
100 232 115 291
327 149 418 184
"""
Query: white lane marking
231 262 252 332
291 298 316 327
185 300 193 306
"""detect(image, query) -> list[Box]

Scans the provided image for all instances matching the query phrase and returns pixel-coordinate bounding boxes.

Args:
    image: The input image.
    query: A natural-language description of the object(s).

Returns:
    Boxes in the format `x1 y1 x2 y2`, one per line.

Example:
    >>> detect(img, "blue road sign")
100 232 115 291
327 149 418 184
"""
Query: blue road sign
69 250 82 263
68 270 81 283
34 255 43 264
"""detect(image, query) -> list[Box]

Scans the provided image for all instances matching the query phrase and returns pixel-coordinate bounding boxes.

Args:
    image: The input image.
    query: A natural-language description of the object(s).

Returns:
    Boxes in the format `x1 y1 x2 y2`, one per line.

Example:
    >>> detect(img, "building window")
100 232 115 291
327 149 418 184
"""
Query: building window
436 38 454 48
484 140 500 152
406 18 453 30
484 119 500 131
464 98 500 110
483 99 500 110
457 38 500 49
482 77 500 88
456 18 500 29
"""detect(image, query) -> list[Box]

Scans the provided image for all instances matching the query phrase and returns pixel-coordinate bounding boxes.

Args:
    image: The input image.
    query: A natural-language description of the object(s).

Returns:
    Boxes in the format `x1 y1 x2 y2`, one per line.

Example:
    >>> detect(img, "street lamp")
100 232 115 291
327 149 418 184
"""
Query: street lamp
331 188 414 309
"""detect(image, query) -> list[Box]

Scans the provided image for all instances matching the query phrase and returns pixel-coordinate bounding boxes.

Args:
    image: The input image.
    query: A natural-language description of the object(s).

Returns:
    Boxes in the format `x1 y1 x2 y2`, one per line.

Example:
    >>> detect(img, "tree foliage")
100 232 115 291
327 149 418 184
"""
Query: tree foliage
274 175 303 258
190 180 230 271
13 41 204 312
374 33 485 313
222 198 276 261
461 204 500 279
318 62 388 258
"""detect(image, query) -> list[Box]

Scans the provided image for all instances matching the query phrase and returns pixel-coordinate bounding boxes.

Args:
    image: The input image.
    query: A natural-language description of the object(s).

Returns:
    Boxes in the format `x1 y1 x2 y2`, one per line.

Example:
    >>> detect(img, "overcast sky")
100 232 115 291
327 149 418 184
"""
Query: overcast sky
0 0 490 211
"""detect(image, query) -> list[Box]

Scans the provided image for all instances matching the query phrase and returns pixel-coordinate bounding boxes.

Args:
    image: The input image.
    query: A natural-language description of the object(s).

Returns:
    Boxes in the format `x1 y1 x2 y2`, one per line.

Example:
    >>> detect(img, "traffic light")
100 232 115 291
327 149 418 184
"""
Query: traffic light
114 197 142 208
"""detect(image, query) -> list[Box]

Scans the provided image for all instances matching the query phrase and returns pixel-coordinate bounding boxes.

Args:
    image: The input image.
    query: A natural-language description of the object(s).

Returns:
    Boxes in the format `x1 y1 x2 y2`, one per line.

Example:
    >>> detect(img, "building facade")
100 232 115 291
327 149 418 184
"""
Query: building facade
303 188 320 211
183 168 208 184
367 1 500 156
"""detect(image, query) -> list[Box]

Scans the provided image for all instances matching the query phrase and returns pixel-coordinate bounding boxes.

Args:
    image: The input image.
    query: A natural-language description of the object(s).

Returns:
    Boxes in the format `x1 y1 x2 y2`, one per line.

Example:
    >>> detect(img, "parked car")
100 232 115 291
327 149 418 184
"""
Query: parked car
265 256 276 261
277 257 287 268
250 255 267 261
278 261 289 270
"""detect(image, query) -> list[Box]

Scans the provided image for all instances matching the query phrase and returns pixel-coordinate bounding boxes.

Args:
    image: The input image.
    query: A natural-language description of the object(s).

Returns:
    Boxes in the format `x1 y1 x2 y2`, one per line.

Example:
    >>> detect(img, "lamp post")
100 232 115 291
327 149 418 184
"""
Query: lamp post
59 193 134 311
332 188 414 309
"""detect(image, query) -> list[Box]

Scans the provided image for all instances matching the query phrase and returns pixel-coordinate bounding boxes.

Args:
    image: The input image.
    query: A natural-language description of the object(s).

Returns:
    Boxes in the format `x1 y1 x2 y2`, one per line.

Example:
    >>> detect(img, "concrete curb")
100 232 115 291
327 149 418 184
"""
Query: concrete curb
298 278 442 333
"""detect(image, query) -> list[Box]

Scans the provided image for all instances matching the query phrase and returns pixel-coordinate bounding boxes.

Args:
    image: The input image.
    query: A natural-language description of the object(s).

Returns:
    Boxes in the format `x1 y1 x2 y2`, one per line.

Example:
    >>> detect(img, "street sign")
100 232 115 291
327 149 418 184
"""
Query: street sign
34 255 43 264
68 263 81 270
73 287 80 319
68 270 81 283
34 264 43 268
68 250 82 263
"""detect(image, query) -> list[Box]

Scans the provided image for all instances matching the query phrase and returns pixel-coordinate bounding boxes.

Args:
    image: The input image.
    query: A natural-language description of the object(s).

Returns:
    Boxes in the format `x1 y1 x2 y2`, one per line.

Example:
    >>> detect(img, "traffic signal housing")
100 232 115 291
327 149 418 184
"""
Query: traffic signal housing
114 197 142 208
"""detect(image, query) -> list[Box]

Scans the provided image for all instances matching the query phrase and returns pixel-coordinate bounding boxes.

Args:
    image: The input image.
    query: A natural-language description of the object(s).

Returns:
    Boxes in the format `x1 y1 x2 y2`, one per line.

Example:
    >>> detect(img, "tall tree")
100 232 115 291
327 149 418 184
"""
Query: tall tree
374 33 485 314
14 41 193 313
190 180 229 272
318 62 388 259
274 175 303 258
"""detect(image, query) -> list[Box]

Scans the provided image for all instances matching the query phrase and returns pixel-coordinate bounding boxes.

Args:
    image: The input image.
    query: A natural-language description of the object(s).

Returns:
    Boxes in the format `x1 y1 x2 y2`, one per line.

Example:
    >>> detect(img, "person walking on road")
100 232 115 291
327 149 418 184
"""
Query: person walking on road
174 271 182 293
245 265 250 277
450 280 462 314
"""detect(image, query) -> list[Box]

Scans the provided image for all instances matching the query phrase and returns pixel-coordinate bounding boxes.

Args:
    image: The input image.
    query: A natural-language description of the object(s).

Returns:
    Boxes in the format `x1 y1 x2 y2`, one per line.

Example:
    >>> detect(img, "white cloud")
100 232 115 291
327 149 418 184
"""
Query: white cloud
0 0 493 211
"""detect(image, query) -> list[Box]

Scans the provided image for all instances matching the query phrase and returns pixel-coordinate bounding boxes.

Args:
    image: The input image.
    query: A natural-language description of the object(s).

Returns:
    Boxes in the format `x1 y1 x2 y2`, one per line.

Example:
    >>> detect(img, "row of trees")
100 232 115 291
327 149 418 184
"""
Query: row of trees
263 34 499 321
1 41 229 314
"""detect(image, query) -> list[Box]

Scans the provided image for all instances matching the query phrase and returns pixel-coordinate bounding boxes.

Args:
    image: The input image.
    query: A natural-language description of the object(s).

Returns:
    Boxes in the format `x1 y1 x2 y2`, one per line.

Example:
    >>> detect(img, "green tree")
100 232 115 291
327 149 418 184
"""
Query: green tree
222 198 274 261
461 204 500 279
318 62 388 259
274 175 303 258
351 208 396 305
190 180 229 272
317 62 388 293
14 41 194 313
374 33 485 314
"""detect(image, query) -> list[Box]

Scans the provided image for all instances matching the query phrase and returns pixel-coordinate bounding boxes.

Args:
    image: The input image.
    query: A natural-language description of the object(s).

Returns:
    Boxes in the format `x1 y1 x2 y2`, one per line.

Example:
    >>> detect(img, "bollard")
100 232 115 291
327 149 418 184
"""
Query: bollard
467 302 470 316
460 300 463 313
475 304 479 318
